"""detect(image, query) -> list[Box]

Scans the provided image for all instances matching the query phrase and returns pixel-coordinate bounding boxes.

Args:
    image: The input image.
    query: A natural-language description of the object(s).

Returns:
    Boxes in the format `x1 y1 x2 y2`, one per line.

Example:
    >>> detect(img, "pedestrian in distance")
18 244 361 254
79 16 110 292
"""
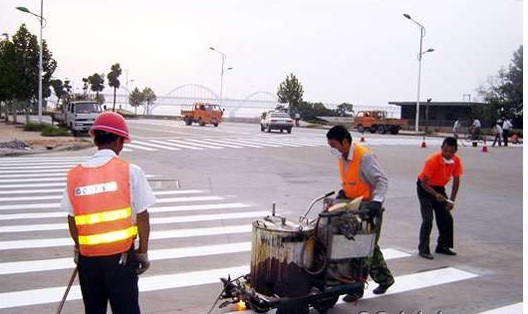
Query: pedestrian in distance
471 117 482 140
452 118 460 139
326 125 395 302
417 137 463 260
61 112 156 314
502 117 513 147
492 120 502 147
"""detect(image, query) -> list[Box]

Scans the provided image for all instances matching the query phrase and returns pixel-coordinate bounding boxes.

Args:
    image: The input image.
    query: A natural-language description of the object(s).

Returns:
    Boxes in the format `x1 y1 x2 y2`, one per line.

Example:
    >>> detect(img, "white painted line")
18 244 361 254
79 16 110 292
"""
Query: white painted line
131 140 181 151
0 242 252 275
0 266 478 310
228 138 281 147
0 169 70 174
124 143 157 151
182 138 236 149
0 182 66 189
0 188 64 195
202 138 244 148
0 164 75 170
0 195 62 202
477 303 523 314
0 211 267 233
0 172 66 179
205 138 262 148
223 267 479 314
0 225 252 250
171 139 224 149
163 139 204 150
0 177 65 184
0 195 222 211
0 203 251 220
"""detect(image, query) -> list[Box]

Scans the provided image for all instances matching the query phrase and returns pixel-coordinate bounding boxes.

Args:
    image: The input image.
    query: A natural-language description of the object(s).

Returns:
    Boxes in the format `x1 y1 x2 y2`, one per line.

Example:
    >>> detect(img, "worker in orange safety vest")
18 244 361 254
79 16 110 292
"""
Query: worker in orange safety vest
61 112 156 313
326 125 394 302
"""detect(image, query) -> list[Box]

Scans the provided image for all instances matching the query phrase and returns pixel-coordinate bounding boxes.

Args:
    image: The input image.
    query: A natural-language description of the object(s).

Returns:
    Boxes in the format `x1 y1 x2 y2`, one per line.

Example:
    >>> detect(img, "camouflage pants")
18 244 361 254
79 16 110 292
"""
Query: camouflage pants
352 213 394 286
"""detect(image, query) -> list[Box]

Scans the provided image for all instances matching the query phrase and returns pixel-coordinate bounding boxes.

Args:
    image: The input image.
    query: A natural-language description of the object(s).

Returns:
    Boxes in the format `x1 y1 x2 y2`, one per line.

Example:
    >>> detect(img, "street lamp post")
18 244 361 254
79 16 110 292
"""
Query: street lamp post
17 1 44 124
209 47 233 105
403 13 434 133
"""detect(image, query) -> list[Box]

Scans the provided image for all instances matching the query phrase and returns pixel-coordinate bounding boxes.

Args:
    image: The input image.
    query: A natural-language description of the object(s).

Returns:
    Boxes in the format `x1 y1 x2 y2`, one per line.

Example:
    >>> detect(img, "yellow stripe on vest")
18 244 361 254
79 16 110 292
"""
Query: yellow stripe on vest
78 226 138 245
75 207 132 225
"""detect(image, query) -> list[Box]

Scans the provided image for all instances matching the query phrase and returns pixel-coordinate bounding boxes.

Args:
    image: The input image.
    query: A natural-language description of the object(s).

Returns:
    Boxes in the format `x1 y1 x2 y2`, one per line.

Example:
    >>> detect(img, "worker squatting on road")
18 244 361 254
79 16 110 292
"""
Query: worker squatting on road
61 112 156 313
326 125 395 302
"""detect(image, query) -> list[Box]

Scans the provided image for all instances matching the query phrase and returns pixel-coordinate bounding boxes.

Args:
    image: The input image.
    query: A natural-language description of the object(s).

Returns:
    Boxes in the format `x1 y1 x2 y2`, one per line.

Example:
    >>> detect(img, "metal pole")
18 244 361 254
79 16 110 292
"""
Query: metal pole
37 0 44 123
414 26 425 133
220 53 225 104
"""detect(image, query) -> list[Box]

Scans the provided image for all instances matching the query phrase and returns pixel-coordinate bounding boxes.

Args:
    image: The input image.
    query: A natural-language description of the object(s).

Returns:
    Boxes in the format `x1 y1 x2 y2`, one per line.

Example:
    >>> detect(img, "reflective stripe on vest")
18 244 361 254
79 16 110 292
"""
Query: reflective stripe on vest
338 144 373 201
67 157 134 257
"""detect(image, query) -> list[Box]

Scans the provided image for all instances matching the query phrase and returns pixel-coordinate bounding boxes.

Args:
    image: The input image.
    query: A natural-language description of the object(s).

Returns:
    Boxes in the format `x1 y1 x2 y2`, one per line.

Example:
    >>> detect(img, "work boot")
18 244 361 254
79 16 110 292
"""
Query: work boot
343 290 364 303
435 247 457 255
372 278 394 295
419 252 434 260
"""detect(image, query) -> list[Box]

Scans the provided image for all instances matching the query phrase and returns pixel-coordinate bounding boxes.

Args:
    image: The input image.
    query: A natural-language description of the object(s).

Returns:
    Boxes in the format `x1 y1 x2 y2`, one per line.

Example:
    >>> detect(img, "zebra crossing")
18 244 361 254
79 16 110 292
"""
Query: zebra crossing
0 156 521 313
121 136 447 152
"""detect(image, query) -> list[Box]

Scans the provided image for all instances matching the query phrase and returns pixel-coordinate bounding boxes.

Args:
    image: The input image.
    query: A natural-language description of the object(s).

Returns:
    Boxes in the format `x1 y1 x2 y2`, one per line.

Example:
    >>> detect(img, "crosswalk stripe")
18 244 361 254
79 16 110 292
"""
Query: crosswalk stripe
163 139 203 150
131 140 181 151
0 188 63 195
229 138 282 147
0 182 66 189
124 143 158 151
181 138 234 149
0 225 252 250
193 138 244 148
224 267 479 314
170 139 224 149
0 211 268 233
0 172 65 179
0 164 75 170
0 189 203 202
477 303 523 314
0 265 477 310
0 169 71 174
0 203 250 221
205 138 262 148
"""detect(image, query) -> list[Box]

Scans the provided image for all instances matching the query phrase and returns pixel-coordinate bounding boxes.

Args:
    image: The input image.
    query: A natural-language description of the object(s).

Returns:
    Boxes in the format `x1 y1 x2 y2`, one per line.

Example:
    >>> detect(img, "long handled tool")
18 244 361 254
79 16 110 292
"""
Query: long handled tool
56 267 78 314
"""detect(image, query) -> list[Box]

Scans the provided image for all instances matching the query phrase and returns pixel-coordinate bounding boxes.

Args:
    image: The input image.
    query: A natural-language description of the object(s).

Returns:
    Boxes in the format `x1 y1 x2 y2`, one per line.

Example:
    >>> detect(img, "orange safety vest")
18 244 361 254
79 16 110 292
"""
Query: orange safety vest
67 157 137 257
338 144 373 201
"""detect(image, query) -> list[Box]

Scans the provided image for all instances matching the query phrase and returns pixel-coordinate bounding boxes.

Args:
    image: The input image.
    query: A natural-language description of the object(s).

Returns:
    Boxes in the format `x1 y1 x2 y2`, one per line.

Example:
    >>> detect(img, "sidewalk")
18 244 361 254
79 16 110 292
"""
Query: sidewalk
0 120 92 156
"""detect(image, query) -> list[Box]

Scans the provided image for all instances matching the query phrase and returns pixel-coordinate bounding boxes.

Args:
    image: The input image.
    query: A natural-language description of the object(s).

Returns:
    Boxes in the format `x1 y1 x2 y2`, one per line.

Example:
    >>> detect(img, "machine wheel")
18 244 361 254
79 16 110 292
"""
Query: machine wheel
357 125 365 133
267 125 271 133
287 128 292 134
213 123 219 127
378 125 387 134
280 129 283 133
369 126 377 133
390 126 400 134
199 119 205 126
312 294 339 314
261 124 265 132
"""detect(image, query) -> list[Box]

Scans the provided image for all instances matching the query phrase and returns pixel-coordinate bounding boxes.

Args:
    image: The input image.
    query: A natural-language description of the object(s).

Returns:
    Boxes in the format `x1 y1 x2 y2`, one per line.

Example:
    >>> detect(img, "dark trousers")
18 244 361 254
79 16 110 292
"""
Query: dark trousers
492 133 502 146
417 181 454 254
502 129 510 146
78 248 140 314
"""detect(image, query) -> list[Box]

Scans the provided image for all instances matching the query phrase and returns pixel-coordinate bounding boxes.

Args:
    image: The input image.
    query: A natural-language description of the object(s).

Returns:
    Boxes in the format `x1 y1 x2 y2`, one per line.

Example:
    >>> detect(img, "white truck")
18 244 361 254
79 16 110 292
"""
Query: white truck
52 101 103 136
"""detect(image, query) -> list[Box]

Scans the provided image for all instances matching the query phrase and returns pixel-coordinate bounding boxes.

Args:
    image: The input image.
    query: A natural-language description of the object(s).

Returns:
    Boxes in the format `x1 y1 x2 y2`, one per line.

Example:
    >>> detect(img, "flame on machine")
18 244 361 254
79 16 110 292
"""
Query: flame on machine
235 300 246 311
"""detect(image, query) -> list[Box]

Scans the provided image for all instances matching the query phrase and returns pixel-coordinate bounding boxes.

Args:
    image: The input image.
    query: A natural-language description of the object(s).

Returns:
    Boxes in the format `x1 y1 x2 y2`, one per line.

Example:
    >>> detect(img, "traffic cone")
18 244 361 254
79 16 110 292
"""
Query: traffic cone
421 136 427 148
481 141 489 153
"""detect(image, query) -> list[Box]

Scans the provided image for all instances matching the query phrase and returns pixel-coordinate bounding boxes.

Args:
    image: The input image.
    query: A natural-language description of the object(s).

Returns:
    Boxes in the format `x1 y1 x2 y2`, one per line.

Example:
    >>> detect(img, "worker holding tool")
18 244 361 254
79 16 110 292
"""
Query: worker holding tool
326 125 394 302
417 137 463 260
61 112 156 313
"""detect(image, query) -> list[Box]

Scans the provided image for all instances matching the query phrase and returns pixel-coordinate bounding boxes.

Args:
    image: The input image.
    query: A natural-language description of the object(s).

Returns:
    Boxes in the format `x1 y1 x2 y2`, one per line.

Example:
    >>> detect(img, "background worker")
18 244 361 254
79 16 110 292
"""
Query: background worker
61 112 156 313
492 120 503 147
326 125 394 302
502 117 513 146
417 137 463 260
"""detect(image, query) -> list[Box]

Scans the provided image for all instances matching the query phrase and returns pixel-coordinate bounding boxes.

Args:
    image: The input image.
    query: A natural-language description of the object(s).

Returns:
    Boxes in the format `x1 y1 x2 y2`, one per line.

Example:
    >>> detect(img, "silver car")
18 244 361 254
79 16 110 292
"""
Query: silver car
260 112 294 133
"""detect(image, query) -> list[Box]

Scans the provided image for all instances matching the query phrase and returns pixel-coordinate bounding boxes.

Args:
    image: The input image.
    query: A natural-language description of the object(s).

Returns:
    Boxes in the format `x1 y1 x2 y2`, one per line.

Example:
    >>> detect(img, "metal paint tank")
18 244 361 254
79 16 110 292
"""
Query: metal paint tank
250 215 314 297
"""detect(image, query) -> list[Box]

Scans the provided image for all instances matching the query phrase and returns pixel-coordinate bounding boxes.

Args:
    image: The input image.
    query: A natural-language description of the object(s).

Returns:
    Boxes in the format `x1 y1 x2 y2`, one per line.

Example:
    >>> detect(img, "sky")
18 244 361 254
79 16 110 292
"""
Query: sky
0 0 524 106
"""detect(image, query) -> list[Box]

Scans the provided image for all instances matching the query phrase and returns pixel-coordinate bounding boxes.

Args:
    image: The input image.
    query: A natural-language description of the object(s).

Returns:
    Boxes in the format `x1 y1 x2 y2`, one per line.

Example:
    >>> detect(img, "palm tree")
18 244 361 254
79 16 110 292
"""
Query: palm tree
107 63 122 112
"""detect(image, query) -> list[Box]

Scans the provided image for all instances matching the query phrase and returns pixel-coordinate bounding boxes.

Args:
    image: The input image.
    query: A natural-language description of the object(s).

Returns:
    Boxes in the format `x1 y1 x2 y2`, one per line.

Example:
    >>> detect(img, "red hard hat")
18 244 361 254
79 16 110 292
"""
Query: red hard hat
90 112 130 142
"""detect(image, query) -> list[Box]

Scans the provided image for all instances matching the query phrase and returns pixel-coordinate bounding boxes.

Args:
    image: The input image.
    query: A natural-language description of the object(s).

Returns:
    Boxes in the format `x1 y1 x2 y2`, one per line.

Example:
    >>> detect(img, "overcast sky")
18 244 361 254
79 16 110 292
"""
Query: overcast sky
1 0 523 106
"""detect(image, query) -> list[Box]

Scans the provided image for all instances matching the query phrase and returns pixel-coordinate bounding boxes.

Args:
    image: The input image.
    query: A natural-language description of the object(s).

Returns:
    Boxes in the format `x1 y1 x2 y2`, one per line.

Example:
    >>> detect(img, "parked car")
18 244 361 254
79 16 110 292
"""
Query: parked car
260 111 294 133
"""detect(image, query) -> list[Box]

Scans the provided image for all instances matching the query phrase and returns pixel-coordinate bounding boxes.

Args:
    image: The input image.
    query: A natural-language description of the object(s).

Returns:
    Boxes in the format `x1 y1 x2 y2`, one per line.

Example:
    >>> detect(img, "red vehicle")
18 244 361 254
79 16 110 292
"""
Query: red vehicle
181 103 224 127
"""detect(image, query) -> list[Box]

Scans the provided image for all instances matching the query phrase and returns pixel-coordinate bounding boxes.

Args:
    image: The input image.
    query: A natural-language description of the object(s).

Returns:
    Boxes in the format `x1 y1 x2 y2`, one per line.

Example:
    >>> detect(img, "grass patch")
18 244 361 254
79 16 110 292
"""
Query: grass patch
23 122 47 132
41 125 70 136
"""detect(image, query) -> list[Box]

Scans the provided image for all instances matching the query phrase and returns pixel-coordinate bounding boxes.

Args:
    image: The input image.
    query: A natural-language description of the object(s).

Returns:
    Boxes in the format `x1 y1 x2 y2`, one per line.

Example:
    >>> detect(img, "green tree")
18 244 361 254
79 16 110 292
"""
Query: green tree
107 63 122 112
142 87 157 115
478 45 523 127
50 79 66 107
336 102 354 117
128 87 144 115
277 73 304 115
87 73 105 104
0 35 17 121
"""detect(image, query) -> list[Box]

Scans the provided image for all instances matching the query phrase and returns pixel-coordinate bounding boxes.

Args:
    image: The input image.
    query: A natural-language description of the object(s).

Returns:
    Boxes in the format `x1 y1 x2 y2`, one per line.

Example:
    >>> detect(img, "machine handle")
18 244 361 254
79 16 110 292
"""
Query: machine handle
299 191 336 223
